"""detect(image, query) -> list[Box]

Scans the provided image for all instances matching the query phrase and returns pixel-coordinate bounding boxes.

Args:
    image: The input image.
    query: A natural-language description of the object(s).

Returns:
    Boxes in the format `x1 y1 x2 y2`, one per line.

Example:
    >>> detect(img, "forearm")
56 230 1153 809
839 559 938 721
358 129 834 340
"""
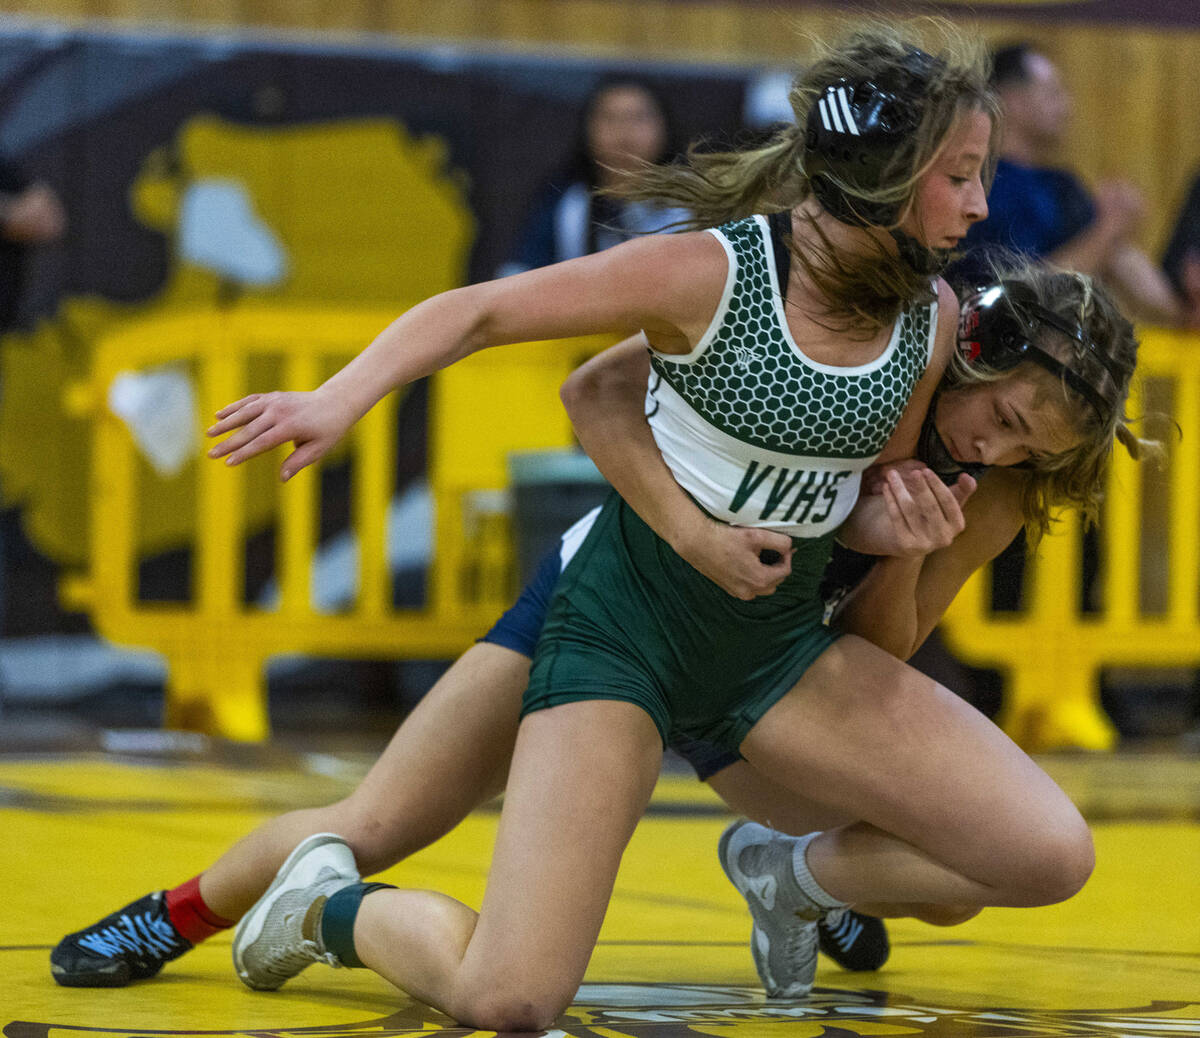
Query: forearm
321 239 706 423
562 343 798 599
321 289 489 423
561 343 708 554
836 554 925 659
836 492 902 555
1047 218 1124 279
840 473 1024 659
1102 243 1185 326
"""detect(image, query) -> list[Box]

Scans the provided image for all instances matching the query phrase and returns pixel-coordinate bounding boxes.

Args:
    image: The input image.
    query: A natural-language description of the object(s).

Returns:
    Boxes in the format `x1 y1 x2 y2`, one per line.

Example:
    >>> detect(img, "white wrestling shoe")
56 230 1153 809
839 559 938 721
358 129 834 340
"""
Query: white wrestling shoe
232 833 360 991
718 820 822 999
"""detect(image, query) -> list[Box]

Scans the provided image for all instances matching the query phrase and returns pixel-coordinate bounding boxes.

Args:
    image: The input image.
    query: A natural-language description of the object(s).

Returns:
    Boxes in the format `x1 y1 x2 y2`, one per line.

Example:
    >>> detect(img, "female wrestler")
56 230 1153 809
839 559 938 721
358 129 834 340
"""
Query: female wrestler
54 23 1129 1028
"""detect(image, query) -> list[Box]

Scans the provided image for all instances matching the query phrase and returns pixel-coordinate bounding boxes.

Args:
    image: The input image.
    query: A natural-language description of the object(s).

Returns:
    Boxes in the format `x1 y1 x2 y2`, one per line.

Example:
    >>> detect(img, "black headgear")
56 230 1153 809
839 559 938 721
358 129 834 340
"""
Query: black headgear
803 48 942 229
918 409 989 485
921 280 1121 485
957 281 1122 421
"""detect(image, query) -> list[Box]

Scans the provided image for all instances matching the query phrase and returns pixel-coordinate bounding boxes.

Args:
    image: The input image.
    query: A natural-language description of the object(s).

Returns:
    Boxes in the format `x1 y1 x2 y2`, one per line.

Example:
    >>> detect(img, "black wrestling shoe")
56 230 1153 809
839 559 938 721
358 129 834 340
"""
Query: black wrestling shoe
50 891 191 987
817 908 890 971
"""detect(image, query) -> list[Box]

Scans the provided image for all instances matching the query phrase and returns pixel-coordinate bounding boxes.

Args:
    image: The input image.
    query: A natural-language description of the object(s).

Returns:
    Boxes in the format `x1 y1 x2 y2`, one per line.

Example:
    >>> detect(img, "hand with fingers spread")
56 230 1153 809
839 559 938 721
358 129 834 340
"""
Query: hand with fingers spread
206 388 356 482
879 466 975 557
675 519 795 601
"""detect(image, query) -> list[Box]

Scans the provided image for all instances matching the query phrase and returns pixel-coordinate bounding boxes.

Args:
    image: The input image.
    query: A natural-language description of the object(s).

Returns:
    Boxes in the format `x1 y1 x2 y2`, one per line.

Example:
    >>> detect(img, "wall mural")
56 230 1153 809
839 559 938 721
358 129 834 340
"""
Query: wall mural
0 26 752 705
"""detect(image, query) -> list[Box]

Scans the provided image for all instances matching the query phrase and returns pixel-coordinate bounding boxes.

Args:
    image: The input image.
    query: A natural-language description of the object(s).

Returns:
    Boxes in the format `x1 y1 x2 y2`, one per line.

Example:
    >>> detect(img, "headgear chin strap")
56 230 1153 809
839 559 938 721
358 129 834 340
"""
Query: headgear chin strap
958 282 1122 420
891 229 953 277
803 48 947 273
918 404 989 485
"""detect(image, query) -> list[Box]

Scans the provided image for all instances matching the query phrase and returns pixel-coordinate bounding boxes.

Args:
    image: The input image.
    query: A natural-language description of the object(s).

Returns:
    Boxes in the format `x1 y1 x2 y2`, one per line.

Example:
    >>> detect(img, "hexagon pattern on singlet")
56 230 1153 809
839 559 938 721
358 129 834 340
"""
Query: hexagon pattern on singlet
650 217 932 460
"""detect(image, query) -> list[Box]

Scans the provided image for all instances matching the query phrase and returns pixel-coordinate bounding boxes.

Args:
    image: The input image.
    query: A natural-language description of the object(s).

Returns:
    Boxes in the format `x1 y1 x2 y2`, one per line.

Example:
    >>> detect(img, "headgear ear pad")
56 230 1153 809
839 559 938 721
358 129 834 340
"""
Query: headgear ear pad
958 282 1122 420
803 48 942 227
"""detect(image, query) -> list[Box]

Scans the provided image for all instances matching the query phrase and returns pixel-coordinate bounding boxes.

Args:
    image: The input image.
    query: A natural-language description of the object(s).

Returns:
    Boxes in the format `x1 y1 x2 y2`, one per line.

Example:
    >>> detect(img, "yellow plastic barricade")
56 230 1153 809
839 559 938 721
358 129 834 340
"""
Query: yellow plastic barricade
940 328 1200 752
63 303 610 741
65 310 1197 750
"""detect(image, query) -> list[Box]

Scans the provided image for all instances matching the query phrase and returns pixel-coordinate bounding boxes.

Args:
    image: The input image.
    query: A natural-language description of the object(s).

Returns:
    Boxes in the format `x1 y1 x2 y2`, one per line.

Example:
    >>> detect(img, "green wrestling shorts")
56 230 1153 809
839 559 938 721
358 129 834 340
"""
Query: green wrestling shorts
521 492 841 752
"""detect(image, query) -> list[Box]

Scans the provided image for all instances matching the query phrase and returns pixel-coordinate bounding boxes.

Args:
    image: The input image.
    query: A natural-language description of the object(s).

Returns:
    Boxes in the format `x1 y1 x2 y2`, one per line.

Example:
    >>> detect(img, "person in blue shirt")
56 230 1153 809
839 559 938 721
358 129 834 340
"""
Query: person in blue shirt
951 43 1197 329
948 42 1192 617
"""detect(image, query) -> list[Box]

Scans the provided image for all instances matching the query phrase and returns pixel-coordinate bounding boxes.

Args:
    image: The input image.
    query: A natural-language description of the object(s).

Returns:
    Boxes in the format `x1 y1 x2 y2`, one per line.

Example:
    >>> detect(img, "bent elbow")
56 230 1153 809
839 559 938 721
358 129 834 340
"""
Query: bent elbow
560 363 627 417
559 370 583 411
896 626 926 661
880 633 920 661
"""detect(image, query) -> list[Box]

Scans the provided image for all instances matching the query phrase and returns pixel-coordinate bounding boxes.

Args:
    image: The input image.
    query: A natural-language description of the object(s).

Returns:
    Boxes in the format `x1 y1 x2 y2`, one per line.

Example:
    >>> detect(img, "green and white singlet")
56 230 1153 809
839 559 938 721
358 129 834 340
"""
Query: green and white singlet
647 215 935 535
522 215 938 750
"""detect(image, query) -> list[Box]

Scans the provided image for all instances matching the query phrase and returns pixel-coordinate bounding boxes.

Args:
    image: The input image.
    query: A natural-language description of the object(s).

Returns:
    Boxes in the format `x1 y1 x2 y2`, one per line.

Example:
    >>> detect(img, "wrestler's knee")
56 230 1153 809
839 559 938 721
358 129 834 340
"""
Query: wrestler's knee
453 980 570 1031
1002 810 1095 906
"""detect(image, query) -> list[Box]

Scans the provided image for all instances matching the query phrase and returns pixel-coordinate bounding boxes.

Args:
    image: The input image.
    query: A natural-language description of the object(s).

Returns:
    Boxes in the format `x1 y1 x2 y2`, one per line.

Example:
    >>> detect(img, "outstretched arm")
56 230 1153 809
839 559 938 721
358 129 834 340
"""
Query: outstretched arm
207 231 727 479
561 338 794 600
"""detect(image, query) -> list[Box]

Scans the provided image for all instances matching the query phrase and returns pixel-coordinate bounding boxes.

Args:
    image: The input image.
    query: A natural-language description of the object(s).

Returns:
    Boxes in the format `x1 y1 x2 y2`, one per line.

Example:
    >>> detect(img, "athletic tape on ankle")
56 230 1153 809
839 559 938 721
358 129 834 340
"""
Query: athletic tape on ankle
319 882 396 969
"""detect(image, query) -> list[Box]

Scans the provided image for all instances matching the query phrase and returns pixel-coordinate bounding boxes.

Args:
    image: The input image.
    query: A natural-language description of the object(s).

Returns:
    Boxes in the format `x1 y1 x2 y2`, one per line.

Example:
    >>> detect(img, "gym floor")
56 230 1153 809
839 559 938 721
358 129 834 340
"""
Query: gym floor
2 739 1198 1037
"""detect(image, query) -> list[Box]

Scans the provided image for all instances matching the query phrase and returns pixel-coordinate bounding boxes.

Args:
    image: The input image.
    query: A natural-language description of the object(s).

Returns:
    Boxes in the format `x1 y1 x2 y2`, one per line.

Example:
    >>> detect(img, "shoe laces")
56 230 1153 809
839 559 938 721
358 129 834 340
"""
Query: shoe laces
822 907 863 952
77 910 183 960
259 937 340 983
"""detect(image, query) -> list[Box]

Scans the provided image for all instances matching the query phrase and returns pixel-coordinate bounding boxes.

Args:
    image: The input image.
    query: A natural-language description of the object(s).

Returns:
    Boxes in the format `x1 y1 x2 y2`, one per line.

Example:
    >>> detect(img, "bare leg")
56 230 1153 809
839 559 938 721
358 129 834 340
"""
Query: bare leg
708 760 853 834
350 700 663 1031
713 766 977 925
854 901 980 925
741 635 1094 910
709 761 906 932
201 643 528 920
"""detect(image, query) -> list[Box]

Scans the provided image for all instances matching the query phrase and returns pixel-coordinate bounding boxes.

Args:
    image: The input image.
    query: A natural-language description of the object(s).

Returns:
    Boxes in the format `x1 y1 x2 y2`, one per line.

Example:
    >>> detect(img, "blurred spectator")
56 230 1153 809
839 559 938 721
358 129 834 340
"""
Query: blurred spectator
496 76 689 277
951 43 1197 328
1164 175 1200 745
0 156 63 711
1160 171 1200 316
0 157 65 332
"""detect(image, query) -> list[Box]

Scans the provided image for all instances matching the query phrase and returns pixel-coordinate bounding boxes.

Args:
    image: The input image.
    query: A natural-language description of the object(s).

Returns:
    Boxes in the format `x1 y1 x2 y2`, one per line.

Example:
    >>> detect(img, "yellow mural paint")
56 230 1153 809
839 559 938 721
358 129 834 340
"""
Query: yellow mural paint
0 115 473 565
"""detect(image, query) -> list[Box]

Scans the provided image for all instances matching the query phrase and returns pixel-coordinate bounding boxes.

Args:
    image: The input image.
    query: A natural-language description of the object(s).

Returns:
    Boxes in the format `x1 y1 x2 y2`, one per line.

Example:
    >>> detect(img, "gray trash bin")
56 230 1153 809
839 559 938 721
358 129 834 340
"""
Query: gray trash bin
508 449 611 587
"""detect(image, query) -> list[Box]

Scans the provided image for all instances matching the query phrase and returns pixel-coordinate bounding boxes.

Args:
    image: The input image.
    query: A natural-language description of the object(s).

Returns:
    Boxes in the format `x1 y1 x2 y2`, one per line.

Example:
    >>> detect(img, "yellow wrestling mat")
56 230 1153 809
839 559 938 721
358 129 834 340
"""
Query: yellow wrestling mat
2 746 1198 1037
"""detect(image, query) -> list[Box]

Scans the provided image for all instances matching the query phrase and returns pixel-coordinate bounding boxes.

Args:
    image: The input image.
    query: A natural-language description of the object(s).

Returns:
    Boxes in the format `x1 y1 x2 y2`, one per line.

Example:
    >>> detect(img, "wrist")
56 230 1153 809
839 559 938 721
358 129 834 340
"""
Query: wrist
317 372 375 425
886 552 927 571
310 382 364 438
666 506 713 561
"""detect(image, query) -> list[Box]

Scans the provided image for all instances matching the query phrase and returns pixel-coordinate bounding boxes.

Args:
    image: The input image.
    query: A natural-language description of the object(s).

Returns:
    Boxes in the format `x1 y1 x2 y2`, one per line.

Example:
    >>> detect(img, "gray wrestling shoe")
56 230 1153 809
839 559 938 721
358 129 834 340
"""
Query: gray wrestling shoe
718 820 822 999
232 833 360 991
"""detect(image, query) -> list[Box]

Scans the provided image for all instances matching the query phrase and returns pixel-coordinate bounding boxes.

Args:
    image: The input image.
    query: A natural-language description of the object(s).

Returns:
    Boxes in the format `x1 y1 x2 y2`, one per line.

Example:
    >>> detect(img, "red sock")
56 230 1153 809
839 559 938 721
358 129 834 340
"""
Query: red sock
164 875 235 945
